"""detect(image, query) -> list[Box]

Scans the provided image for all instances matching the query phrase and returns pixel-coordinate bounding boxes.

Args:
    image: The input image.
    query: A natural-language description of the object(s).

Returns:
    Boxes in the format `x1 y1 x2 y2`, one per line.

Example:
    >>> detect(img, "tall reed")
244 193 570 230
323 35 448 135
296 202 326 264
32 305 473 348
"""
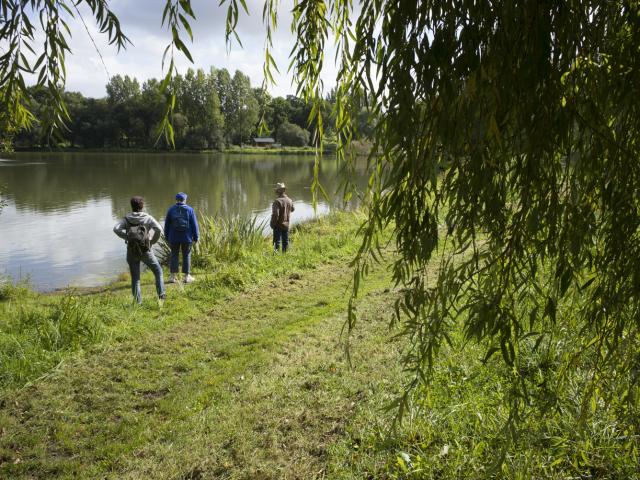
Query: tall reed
155 213 267 267
192 214 266 266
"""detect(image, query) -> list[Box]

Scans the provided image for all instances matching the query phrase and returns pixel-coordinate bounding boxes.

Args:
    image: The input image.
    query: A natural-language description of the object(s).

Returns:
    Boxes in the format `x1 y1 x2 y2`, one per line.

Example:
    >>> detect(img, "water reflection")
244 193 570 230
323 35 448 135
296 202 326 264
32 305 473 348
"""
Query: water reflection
0 152 367 290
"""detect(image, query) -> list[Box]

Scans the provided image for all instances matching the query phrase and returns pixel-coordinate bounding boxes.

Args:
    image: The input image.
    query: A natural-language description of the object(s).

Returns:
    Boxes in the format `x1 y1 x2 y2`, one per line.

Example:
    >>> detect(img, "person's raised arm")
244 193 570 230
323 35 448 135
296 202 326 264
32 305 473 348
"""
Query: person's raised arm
113 218 127 240
149 217 163 245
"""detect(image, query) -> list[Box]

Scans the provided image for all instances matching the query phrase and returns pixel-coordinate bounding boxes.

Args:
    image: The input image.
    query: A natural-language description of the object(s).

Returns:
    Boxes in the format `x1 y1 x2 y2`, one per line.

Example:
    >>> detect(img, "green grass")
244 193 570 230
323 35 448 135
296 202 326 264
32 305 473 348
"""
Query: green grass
0 212 402 478
0 211 637 479
0 277 32 302
0 211 368 391
326 329 639 479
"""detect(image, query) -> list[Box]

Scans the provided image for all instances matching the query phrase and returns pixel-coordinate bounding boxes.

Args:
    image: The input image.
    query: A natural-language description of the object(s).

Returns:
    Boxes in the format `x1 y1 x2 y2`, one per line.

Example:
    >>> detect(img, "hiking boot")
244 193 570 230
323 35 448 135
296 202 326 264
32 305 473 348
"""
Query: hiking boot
184 274 195 284
168 273 178 283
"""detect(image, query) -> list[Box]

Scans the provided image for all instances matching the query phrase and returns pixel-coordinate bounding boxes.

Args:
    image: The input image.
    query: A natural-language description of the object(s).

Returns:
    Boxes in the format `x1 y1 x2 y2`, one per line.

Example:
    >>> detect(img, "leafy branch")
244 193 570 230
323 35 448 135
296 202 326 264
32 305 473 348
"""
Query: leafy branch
157 0 196 146
0 0 130 145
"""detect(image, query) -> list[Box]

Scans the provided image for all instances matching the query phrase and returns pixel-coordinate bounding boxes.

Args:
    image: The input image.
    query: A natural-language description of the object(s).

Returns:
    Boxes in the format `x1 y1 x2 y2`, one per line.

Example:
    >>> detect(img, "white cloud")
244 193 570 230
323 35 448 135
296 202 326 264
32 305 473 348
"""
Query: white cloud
58 0 339 98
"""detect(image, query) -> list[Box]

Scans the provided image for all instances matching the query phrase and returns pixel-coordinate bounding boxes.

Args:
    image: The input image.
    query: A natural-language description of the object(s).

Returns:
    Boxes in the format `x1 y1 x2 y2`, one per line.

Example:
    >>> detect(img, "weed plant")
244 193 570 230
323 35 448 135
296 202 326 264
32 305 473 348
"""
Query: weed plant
0 276 33 302
192 214 266 266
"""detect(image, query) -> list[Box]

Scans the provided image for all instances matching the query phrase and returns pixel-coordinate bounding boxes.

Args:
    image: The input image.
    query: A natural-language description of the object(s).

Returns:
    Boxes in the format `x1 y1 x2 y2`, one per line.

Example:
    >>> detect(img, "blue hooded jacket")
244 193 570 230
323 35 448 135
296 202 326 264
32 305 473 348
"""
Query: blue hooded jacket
164 202 199 244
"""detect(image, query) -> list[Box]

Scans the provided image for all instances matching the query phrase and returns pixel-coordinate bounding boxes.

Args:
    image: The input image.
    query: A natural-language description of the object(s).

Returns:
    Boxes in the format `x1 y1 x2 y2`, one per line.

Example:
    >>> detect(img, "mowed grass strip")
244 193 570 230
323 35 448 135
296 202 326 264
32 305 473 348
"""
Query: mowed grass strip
0 253 403 478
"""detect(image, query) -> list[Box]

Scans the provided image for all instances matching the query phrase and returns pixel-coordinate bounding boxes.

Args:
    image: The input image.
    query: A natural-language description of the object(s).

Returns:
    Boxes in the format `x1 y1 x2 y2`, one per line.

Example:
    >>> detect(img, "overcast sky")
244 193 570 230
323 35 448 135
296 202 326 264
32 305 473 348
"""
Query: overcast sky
56 0 339 99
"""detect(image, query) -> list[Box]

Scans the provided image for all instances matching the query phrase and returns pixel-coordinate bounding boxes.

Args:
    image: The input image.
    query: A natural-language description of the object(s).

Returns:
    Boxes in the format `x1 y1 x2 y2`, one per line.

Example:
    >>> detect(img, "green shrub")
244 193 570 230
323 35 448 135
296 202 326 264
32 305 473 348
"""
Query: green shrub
277 122 311 147
0 277 33 302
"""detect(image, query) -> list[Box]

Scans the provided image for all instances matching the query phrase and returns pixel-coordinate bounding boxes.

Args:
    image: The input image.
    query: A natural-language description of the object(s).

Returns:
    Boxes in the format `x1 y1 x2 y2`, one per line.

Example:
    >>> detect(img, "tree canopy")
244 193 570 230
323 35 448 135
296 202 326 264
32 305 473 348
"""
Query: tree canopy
1 0 638 463
10 71 338 149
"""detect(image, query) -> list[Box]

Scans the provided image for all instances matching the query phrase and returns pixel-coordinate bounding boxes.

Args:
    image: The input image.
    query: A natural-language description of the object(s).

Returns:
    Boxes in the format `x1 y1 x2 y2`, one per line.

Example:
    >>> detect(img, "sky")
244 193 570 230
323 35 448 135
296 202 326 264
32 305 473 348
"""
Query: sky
53 0 340 99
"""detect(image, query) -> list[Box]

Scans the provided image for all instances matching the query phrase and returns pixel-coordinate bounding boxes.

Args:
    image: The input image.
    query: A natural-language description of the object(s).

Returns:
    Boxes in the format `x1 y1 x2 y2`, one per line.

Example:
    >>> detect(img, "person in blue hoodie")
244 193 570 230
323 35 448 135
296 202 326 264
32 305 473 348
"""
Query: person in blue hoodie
164 192 199 283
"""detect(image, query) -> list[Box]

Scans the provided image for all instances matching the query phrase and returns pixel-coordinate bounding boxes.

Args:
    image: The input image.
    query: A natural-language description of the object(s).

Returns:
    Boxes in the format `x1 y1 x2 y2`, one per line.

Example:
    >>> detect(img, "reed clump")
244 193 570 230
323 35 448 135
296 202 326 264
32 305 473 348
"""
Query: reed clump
156 214 267 268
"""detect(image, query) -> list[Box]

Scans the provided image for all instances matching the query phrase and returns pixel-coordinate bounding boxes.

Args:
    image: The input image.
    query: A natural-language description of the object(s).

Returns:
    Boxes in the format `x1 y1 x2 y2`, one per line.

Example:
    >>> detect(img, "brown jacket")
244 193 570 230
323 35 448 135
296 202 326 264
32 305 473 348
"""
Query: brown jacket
270 194 295 230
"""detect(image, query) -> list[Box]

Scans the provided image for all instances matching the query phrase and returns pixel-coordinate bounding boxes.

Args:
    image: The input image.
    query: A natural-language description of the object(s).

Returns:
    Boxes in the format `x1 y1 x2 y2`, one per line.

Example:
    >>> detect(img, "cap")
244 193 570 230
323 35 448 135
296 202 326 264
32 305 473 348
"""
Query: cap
275 182 286 192
175 192 187 201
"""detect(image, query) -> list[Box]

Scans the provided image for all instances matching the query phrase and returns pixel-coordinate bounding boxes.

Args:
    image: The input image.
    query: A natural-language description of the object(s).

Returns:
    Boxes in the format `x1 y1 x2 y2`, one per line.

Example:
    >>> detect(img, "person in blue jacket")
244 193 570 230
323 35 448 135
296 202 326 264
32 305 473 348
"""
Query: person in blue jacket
164 192 199 283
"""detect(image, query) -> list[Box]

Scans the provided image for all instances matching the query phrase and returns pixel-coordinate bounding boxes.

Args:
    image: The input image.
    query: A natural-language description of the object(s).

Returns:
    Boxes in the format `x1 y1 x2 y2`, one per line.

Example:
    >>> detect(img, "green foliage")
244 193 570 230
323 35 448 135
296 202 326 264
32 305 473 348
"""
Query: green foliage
2 0 638 470
0 0 130 143
10 73 332 150
277 121 311 147
0 293 104 385
229 70 260 145
106 75 140 105
0 277 33 302
324 0 640 458
0 87 24 150
27 295 105 351
328 314 639 479
172 68 225 149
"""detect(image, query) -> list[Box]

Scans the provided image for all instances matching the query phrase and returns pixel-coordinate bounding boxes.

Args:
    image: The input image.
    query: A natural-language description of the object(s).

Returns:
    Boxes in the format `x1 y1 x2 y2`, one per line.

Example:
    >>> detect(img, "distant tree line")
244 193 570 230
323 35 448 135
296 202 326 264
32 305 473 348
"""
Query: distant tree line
12 67 373 150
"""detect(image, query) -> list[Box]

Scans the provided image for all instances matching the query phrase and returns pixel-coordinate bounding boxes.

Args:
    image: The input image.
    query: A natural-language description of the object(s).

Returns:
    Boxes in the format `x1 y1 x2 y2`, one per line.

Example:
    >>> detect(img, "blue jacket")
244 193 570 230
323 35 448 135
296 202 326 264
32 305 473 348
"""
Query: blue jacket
164 202 199 244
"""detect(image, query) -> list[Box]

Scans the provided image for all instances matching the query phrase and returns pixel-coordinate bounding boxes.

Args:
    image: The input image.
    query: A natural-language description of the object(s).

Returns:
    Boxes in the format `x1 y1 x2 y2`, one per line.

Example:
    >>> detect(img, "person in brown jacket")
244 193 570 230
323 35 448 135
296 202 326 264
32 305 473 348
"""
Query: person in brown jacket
270 182 295 252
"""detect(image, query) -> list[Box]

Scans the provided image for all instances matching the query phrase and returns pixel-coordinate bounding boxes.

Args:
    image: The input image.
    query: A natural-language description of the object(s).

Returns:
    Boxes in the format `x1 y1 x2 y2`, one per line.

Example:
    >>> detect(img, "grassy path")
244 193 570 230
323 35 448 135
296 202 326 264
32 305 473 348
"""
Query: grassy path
3 212 635 479
1 254 402 478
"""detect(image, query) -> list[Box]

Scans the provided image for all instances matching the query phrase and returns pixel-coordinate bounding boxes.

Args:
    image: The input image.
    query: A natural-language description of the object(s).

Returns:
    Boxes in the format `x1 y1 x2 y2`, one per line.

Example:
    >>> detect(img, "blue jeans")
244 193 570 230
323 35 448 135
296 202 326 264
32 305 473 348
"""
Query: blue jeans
127 249 165 303
170 242 192 274
273 227 290 252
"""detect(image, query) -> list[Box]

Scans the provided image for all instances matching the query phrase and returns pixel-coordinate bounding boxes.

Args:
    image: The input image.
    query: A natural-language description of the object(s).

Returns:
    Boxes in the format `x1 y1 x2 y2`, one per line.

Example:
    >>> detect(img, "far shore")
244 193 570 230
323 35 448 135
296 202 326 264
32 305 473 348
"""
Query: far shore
9 141 372 156
10 146 317 155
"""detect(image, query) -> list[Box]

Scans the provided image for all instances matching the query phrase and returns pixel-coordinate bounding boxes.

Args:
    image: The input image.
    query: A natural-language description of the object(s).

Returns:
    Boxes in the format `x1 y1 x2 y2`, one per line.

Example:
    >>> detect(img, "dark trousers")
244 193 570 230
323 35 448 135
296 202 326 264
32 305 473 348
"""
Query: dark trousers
170 242 192 274
273 227 289 252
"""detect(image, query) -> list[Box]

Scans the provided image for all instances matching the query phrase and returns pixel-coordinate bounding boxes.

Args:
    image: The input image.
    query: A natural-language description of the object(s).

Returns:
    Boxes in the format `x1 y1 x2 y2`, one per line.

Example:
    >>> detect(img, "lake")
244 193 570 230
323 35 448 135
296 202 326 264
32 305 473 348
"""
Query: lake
0 152 368 291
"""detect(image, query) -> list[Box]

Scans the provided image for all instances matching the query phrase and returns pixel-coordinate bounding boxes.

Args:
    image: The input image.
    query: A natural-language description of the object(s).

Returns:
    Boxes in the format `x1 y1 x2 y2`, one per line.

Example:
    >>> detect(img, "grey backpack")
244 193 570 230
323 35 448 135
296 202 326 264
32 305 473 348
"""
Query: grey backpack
125 219 150 254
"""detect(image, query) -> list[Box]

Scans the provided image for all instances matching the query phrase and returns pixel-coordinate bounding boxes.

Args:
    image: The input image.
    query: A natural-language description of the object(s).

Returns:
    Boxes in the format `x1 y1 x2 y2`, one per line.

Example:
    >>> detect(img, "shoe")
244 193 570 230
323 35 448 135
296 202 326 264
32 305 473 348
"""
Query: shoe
168 273 177 283
184 274 195 284
158 294 165 308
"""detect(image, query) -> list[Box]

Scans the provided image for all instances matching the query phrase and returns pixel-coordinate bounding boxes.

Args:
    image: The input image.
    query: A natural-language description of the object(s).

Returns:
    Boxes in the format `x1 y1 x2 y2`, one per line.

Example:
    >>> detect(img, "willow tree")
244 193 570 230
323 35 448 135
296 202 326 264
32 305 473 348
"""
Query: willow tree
2 0 639 436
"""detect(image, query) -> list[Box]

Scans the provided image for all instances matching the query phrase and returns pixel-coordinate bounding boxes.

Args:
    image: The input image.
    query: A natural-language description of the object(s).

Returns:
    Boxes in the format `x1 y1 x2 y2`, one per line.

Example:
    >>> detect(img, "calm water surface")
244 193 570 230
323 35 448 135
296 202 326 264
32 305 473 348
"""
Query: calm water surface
0 152 367 291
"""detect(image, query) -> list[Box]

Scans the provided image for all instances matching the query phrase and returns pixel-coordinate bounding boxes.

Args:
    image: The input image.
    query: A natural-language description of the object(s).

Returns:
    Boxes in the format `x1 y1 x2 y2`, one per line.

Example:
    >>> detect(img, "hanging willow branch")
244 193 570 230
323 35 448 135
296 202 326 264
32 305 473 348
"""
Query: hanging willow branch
1 1 638 449
0 0 130 144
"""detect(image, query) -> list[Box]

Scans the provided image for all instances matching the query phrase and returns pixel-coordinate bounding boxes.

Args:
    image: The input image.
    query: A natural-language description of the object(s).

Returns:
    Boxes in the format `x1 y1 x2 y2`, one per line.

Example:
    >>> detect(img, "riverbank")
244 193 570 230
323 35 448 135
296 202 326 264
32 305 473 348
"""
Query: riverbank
0 213 636 479
10 146 320 155
0 151 371 291
0 211 405 479
0 212 369 391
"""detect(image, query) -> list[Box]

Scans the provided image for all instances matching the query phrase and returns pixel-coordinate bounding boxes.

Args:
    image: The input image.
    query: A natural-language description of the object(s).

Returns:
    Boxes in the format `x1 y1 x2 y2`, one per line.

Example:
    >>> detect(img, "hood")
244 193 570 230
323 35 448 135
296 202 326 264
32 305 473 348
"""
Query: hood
124 211 149 225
